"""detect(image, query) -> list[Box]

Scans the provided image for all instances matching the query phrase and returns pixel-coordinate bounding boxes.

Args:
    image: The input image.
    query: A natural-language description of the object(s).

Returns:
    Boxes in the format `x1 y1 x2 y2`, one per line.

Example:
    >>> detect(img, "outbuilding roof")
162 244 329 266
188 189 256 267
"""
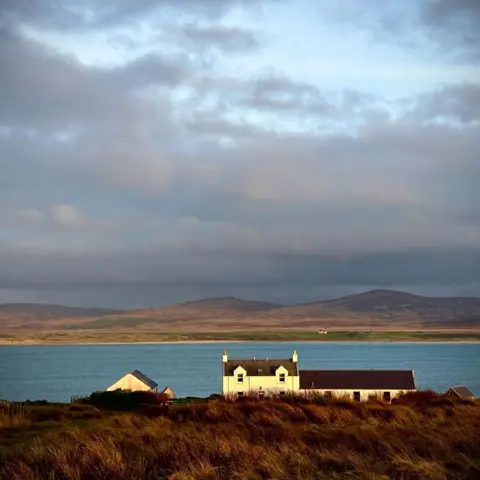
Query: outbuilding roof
224 359 298 377
160 386 176 399
131 370 158 389
299 370 416 390
447 385 475 399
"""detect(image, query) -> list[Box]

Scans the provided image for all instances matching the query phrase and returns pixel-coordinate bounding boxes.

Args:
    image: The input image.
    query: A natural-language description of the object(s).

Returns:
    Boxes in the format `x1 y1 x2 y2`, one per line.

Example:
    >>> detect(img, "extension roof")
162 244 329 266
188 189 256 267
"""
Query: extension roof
299 370 415 390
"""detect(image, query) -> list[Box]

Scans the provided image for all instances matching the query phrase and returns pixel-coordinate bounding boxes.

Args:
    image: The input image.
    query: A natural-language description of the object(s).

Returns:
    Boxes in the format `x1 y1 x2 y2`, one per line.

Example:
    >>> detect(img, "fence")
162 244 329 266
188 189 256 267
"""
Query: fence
0 400 28 417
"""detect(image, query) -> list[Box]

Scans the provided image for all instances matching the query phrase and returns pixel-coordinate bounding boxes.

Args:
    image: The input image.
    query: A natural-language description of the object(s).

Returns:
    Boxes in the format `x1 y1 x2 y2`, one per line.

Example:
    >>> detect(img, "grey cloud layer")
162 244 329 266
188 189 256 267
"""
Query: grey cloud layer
422 0 480 58
1 0 276 30
0 0 479 306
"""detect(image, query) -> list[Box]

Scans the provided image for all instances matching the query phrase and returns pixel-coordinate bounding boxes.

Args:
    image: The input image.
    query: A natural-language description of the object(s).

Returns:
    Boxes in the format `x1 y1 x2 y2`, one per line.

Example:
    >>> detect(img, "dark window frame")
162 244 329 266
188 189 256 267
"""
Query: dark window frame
353 391 361 402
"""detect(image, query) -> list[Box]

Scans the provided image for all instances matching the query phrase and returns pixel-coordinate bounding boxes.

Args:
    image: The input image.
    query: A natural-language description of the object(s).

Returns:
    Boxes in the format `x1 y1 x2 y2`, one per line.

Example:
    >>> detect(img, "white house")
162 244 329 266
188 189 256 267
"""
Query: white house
222 351 416 401
222 350 300 397
107 369 158 393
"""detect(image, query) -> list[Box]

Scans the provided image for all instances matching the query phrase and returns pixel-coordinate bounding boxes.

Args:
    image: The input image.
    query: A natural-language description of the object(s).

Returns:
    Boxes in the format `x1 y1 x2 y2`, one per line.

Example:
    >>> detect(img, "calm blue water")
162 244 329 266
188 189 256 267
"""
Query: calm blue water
0 342 479 402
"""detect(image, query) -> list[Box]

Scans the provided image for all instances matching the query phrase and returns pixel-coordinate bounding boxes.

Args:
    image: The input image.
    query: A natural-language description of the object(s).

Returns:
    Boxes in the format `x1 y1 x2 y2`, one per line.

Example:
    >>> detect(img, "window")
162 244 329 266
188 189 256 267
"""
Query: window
237 392 244 397
237 373 244 383
279 373 286 383
279 391 286 397
324 391 332 399
383 391 391 402
353 391 361 402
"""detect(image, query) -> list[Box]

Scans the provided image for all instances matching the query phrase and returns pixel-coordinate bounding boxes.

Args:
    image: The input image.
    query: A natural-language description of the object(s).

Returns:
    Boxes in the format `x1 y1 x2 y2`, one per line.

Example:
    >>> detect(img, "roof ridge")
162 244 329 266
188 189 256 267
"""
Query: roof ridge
130 369 158 389
300 368 412 374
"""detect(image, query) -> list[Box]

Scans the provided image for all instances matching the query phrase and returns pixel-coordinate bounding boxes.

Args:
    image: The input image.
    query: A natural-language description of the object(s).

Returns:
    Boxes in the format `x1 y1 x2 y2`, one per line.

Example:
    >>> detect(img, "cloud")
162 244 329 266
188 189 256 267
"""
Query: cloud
247 73 330 114
0 246 478 308
180 24 260 52
414 83 480 123
49 204 87 229
0 30 191 130
0 0 276 31
421 0 480 59
0 207 46 227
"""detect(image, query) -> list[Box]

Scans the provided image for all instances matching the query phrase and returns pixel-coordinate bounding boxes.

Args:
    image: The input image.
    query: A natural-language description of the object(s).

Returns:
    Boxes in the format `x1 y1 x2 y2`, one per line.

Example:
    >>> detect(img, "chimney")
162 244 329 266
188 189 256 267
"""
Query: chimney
222 350 228 363
292 350 298 363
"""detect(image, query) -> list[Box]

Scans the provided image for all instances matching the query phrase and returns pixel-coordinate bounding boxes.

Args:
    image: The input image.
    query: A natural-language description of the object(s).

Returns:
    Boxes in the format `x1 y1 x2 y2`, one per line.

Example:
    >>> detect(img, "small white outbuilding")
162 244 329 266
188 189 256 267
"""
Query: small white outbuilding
106 369 158 393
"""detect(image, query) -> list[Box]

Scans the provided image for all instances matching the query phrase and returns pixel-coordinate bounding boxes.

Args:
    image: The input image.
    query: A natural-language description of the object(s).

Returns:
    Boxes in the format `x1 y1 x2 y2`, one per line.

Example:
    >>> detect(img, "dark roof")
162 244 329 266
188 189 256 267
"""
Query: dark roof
299 370 415 390
224 359 298 376
131 370 158 389
447 385 475 399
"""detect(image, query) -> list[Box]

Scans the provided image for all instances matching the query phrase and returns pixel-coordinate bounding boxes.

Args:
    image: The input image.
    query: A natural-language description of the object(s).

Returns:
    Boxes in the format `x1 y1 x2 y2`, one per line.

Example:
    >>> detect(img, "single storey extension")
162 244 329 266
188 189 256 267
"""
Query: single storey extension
299 369 416 401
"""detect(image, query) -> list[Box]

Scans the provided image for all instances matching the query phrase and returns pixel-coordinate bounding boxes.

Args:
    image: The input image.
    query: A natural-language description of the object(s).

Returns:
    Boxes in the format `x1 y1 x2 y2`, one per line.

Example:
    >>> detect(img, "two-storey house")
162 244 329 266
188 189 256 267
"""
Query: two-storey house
222 350 300 397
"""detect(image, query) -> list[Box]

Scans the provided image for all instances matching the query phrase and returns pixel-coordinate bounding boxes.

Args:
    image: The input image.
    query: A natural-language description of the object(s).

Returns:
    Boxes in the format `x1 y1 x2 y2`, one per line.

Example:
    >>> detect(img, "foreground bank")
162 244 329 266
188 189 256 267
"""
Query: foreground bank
1 330 480 345
1 393 479 479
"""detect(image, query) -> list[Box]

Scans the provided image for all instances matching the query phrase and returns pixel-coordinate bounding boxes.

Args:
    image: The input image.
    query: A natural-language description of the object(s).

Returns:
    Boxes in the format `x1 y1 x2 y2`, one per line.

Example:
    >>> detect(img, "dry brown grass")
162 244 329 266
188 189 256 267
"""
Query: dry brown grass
0 393 479 479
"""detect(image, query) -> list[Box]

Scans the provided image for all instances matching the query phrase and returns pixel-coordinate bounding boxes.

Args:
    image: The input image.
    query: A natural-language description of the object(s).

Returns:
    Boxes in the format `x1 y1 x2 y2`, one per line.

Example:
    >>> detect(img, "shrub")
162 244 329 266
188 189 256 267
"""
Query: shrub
88 390 171 411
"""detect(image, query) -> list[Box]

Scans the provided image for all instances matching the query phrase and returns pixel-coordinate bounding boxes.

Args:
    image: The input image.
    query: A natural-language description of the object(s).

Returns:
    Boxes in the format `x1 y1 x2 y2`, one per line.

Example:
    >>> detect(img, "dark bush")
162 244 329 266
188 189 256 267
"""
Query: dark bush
88 390 170 411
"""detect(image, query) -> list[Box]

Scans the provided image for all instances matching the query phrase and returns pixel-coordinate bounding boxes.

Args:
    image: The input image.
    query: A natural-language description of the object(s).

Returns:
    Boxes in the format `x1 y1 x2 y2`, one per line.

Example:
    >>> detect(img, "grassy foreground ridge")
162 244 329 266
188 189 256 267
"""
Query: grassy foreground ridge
1 392 479 479
1 330 480 344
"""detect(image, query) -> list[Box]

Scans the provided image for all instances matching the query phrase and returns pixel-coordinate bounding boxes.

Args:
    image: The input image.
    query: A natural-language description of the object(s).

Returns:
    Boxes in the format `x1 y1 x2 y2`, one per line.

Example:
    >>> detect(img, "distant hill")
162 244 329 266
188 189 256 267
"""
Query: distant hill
1 290 479 332
0 303 123 318
0 303 123 326
275 289 480 323
178 297 283 312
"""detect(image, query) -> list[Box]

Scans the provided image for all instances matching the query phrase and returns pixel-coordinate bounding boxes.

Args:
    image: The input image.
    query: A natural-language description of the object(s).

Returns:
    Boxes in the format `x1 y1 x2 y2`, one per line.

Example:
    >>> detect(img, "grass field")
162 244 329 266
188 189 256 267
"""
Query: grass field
0 392 479 479
1 330 480 345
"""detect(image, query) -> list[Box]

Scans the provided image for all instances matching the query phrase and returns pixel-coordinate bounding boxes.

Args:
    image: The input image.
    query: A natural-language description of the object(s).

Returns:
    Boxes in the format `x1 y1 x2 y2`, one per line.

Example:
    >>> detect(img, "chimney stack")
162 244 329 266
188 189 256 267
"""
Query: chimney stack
222 350 228 363
292 350 298 363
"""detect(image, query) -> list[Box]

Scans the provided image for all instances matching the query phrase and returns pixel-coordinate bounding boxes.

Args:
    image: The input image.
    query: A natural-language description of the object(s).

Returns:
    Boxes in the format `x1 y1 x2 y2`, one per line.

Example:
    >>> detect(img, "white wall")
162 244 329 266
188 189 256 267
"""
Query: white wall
107 373 156 392
223 367 298 395
299 389 411 401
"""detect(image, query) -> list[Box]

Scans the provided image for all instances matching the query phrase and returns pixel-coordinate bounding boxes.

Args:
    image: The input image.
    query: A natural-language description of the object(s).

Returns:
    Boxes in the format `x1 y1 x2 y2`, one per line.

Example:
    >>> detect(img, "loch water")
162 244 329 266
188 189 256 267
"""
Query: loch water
1 342 479 402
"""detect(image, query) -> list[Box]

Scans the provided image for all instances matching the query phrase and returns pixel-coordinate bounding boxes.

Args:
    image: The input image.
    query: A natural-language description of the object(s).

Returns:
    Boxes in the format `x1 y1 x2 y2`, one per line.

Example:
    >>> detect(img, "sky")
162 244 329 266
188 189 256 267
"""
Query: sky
0 0 479 308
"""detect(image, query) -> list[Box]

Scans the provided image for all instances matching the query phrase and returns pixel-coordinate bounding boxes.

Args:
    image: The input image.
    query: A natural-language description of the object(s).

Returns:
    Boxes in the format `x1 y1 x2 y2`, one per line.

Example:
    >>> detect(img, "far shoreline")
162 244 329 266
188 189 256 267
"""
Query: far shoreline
2 329 480 346
1 338 480 346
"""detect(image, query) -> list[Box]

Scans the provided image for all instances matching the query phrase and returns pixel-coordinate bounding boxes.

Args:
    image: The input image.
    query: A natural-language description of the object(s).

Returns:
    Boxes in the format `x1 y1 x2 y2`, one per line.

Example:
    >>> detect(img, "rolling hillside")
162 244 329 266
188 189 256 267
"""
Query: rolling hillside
0 303 124 329
0 303 123 318
178 297 283 312
270 289 480 323
1 290 479 332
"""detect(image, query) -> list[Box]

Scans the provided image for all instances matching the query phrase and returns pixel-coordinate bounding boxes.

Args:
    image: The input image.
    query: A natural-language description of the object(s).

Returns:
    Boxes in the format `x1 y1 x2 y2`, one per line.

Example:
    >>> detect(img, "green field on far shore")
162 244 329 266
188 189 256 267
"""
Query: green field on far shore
1 330 479 344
